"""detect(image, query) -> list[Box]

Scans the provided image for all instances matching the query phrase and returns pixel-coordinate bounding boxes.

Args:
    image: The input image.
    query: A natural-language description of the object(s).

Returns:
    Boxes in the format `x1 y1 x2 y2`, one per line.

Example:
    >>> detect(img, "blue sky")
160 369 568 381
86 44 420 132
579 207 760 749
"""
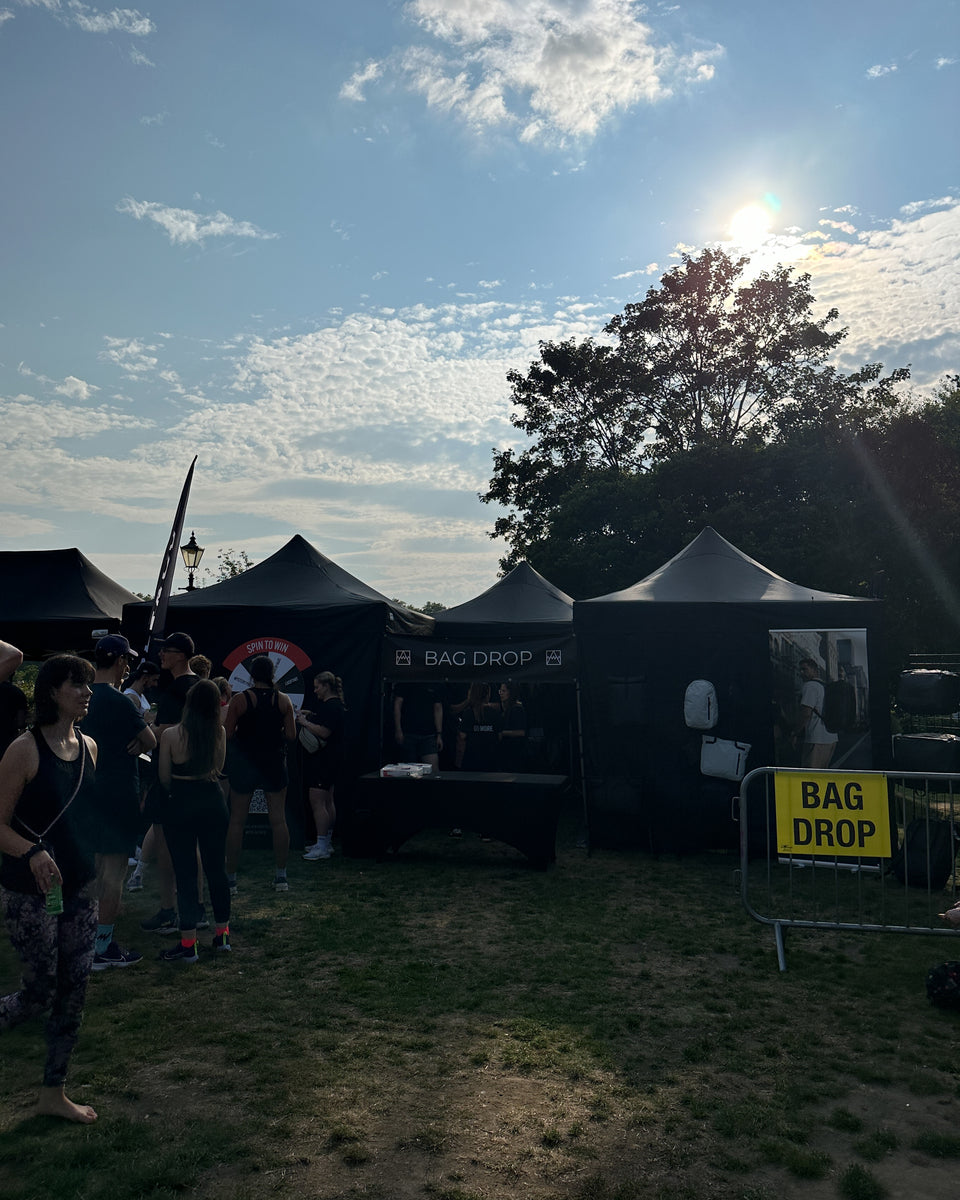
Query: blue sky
1 0 958 604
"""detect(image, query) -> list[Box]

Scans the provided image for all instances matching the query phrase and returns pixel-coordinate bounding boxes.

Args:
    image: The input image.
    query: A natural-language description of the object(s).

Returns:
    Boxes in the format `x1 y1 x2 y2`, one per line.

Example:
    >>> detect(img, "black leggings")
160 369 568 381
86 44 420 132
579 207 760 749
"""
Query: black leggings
162 778 231 930
0 885 98 1087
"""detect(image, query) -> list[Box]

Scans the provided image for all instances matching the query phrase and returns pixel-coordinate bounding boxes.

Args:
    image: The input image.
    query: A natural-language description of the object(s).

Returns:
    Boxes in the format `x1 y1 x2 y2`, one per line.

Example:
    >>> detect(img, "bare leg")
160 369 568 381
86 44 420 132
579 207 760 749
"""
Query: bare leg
265 789 290 869
38 1085 97 1124
153 826 176 910
95 853 127 926
225 791 252 875
308 786 336 837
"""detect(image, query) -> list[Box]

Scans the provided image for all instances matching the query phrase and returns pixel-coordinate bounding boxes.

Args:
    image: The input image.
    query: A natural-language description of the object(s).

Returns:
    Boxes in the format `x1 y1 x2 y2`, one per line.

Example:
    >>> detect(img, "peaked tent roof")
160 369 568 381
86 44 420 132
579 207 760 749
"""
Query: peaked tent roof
0 548 140 657
0 548 139 622
433 561 574 635
137 534 432 632
581 527 867 605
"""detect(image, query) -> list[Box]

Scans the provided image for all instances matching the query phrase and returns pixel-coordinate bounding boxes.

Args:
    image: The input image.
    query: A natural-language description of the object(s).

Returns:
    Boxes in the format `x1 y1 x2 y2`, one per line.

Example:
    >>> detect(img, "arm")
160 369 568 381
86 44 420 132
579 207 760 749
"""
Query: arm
158 728 174 791
224 692 246 740
129 724 157 756
280 693 296 742
0 735 62 892
0 640 23 682
433 701 443 753
213 726 226 775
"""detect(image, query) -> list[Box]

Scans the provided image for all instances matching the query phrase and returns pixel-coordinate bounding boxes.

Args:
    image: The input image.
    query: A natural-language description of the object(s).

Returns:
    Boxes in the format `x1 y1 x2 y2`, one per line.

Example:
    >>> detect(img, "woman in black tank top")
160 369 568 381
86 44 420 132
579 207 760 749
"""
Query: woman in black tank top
224 656 296 894
0 654 100 1124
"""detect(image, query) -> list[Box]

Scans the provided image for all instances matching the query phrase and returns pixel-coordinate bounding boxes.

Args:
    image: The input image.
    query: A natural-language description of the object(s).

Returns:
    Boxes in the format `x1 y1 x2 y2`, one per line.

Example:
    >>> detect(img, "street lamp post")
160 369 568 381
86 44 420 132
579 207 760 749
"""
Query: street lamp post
179 531 205 591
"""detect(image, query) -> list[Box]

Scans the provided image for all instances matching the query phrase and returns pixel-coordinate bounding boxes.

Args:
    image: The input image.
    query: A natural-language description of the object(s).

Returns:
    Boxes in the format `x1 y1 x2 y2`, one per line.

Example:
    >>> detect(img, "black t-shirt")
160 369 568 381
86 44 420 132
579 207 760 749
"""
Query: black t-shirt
156 672 197 727
395 684 440 737
80 683 145 807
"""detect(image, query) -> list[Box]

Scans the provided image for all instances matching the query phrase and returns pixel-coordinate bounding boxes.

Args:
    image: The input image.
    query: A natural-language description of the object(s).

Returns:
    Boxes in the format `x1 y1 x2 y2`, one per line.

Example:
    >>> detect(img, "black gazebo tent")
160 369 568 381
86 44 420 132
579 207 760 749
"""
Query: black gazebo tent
383 561 578 775
0 548 139 659
575 528 889 851
122 534 432 775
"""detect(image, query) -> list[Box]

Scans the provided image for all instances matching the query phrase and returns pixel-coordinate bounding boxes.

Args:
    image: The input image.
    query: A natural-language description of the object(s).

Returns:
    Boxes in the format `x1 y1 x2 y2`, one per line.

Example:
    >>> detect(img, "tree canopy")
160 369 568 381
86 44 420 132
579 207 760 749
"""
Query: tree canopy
476 249 960 668
484 247 909 569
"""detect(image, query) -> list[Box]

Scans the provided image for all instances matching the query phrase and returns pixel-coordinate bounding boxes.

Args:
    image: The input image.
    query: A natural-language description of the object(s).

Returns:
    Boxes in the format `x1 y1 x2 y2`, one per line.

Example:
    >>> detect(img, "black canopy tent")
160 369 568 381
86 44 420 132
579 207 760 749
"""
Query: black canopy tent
122 534 432 776
0 548 139 659
383 561 580 776
574 528 889 851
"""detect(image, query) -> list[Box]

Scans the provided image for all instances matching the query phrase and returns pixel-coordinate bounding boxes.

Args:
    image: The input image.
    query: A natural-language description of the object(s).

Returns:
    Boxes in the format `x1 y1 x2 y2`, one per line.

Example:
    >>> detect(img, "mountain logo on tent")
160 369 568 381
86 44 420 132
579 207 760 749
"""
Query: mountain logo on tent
546 650 563 666
395 649 411 667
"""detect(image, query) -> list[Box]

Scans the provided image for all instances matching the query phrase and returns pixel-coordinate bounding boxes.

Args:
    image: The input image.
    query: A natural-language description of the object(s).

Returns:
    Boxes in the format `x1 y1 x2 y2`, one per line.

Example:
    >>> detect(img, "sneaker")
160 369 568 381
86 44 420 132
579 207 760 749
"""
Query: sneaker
160 942 199 965
303 841 331 861
449 828 463 838
274 878 289 892
196 906 210 931
212 932 231 952
140 908 178 934
229 883 239 897
92 942 144 971
126 868 144 892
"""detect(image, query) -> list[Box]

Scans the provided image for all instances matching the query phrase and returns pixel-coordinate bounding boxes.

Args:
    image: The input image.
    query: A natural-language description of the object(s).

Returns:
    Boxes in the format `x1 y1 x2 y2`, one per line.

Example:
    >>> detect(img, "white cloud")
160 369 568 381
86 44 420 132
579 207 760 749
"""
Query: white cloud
935 57 957 69
866 62 897 78
17 0 154 34
346 0 722 144
99 335 159 376
129 45 153 66
0 511 55 536
0 10 15 28
900 195 957 217
117 197 279 246
66 3 154 35
54 374 100 399
140 111 166 126
340 59 382 102
819 218 858 235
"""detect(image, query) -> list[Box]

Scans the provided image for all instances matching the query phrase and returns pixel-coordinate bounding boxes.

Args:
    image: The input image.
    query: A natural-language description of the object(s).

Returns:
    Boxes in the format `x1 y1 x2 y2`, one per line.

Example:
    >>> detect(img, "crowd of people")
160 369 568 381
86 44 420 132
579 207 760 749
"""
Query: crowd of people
0 632 351 1124
0 631 535 1124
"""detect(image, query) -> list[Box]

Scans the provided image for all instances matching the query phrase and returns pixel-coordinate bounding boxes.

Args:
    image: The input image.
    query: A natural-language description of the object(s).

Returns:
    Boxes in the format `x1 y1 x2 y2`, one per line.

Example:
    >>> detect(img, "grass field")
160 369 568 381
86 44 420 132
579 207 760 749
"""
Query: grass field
2 808 960 1200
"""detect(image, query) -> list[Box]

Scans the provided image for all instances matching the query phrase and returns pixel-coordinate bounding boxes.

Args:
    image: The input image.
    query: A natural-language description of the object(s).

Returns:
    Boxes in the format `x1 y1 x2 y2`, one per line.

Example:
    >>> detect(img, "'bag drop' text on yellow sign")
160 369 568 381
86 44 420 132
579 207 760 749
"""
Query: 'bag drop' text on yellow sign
774 772 892 858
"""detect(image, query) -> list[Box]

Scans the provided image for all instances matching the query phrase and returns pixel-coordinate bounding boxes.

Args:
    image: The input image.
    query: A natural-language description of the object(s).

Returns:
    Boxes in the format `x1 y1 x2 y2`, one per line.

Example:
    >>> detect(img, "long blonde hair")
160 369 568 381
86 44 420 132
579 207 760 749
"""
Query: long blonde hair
316 671 346 707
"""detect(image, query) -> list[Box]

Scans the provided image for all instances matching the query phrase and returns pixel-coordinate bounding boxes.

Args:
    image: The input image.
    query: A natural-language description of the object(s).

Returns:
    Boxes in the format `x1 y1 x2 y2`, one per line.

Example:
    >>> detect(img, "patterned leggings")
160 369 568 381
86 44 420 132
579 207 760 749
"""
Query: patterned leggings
0 885 98 1088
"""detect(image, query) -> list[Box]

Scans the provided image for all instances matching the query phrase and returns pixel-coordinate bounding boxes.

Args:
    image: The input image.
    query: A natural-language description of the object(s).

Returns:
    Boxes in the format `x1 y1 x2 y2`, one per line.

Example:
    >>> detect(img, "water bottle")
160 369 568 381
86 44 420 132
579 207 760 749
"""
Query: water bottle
45 881 63 916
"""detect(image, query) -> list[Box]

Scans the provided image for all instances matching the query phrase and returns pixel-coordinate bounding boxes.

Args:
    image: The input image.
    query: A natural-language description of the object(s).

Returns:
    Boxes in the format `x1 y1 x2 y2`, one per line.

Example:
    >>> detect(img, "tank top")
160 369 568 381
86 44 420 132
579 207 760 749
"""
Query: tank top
235 688 285 765
0 728 97 897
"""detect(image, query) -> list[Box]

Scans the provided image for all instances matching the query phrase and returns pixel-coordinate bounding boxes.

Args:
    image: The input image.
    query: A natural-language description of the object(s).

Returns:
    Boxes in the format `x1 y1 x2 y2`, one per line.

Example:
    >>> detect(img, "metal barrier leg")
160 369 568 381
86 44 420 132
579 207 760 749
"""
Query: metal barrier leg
774 921 787 973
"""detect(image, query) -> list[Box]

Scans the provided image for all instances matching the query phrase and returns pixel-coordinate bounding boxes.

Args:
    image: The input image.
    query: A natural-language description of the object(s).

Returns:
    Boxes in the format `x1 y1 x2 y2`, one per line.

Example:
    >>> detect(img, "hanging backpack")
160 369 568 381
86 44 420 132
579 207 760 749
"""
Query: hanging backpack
821 679 856 734
684 680 718 730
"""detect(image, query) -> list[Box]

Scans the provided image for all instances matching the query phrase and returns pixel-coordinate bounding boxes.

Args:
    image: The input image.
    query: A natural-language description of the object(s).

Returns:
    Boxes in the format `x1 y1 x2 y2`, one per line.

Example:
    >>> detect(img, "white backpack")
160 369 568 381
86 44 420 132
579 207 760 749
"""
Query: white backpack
684 680 718 730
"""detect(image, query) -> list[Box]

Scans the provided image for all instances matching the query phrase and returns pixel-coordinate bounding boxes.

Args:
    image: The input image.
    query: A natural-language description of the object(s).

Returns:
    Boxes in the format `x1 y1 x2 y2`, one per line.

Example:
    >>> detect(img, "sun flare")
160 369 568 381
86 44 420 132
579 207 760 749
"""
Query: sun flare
728 204 773 246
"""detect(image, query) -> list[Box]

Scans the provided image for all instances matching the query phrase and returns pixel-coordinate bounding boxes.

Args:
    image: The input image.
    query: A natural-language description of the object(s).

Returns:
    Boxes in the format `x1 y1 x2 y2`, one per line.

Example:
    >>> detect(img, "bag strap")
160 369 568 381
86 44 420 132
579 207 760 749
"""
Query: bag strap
16 731 87 843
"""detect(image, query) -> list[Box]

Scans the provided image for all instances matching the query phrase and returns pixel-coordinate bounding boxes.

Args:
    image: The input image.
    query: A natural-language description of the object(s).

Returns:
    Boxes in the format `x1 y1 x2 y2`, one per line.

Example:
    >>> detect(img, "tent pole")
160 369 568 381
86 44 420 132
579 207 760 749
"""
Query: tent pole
574 670 591 854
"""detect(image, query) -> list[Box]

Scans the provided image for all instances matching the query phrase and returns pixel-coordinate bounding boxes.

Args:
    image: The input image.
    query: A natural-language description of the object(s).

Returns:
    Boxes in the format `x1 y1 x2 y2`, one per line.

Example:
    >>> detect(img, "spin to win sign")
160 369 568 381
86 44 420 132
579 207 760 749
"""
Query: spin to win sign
774 772 892 858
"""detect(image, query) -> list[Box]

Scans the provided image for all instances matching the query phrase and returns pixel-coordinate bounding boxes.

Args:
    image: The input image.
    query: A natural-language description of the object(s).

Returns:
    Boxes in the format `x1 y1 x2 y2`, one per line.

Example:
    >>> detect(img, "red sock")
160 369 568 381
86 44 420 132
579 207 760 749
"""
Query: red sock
181 936 197 949
216 924 229 936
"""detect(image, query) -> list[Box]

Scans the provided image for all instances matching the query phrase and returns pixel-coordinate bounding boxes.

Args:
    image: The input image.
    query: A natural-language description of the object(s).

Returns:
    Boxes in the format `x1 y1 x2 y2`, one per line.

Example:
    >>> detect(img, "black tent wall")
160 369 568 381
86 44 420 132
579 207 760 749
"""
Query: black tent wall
575 530 889 852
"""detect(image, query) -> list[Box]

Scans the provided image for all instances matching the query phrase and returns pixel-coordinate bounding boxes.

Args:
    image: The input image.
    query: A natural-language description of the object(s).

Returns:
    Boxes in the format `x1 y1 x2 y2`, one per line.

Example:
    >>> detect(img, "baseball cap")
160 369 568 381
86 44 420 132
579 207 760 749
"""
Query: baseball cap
158 632 195 656
95 634 138 662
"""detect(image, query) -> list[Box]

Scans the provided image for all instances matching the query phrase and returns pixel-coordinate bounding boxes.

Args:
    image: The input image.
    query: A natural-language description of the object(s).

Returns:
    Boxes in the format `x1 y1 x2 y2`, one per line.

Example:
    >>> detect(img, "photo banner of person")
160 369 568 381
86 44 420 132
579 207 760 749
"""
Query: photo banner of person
382 634 576 681
769 628 870 770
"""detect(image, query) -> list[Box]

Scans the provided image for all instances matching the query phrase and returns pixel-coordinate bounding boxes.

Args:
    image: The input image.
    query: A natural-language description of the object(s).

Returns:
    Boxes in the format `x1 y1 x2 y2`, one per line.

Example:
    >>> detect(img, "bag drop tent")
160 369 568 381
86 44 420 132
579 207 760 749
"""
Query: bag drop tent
574 527 889 852
383 561 579 774
0 548 139 659
122 534 432 774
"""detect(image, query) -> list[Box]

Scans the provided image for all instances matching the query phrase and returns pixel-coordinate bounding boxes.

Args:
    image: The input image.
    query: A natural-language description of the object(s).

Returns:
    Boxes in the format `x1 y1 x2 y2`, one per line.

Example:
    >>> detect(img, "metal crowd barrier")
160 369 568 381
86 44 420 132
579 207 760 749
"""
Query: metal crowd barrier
738 766 960 970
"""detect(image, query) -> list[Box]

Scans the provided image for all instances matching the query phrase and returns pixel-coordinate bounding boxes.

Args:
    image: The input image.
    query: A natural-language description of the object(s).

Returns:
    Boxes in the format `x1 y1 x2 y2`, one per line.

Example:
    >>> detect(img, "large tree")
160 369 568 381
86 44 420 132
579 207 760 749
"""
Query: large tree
484 247 908 568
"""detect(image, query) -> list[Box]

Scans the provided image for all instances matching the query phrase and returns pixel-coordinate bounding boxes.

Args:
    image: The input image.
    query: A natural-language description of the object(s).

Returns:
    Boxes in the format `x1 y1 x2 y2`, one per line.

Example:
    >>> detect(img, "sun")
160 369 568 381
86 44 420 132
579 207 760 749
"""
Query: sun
728 204 773 246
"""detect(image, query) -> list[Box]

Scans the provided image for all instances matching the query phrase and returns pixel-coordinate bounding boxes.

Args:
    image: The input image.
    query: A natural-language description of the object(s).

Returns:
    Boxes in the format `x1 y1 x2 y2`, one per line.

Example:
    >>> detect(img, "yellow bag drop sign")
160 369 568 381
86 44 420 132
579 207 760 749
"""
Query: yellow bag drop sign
774 772 891 858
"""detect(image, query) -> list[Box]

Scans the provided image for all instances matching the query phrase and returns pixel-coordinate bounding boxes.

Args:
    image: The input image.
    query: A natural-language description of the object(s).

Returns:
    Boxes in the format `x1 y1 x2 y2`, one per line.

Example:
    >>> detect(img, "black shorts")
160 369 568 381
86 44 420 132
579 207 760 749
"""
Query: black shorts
228 750 288 794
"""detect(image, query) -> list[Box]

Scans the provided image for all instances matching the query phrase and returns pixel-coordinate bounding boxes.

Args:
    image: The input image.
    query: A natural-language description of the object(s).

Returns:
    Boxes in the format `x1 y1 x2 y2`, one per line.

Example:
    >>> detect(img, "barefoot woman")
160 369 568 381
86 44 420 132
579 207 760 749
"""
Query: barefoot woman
0 655 99 1123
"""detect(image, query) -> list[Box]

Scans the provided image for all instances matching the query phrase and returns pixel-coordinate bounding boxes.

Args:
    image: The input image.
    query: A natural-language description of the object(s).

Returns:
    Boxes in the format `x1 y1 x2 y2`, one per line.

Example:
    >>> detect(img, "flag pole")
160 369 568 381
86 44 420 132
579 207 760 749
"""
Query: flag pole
143 455 198 658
